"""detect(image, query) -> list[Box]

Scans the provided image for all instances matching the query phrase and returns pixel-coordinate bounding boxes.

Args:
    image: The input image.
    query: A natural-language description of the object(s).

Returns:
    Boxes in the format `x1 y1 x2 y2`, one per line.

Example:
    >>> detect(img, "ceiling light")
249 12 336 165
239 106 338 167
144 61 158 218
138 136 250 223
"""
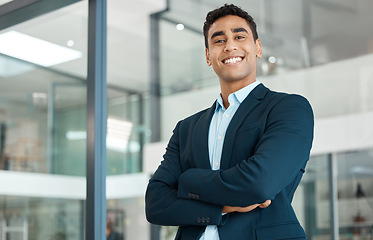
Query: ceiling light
32 92 48 106
0 31 82 67
66 131 87 140
107 118 133 152
268 56 276 64
65 118 133 152
67 40 74 47
176 24 184 31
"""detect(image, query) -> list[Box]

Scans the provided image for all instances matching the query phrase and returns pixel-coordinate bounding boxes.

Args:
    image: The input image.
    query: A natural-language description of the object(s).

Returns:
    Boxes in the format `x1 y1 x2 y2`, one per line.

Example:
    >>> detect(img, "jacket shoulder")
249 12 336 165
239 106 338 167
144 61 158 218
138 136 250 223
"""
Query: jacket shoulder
265 89 312 108
178 105 213 127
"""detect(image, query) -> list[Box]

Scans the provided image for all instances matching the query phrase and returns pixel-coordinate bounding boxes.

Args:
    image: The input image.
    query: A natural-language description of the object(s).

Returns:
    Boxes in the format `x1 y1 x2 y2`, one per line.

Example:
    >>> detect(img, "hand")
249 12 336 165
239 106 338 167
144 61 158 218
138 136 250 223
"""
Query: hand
259 199 271 208
222 200 271 213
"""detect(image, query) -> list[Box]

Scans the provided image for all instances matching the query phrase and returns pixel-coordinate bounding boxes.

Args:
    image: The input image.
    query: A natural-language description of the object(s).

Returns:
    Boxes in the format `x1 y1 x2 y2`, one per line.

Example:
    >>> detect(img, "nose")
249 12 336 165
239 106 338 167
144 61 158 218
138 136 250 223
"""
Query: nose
224 39 237 52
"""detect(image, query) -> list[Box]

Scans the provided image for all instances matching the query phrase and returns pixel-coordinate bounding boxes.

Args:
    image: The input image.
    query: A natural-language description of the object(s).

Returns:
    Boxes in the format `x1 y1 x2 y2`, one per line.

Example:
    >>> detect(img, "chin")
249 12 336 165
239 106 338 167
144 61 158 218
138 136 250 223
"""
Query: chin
222 75 249 82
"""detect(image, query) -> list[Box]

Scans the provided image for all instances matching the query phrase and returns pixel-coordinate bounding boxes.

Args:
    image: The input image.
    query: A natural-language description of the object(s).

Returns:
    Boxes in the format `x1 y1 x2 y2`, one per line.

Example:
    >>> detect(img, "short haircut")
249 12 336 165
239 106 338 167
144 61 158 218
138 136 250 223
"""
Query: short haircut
203 4 258 49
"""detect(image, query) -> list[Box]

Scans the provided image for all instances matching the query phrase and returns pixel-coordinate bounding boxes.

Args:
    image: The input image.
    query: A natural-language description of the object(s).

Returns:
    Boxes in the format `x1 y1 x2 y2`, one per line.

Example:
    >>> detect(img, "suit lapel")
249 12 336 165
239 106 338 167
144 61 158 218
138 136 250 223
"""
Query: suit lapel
220 84 269 170
192 102 216 169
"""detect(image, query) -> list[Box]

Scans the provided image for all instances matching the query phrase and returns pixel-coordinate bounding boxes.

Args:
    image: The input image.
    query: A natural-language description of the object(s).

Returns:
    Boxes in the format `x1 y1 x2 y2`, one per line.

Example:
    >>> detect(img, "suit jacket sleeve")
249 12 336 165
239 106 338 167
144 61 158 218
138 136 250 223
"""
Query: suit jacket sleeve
145 121 224 226
177 94 314 207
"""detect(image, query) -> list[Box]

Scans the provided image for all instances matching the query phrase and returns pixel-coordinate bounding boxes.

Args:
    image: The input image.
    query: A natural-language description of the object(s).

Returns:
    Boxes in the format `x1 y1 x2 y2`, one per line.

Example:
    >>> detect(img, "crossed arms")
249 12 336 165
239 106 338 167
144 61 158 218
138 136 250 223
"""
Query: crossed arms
145 94 314 226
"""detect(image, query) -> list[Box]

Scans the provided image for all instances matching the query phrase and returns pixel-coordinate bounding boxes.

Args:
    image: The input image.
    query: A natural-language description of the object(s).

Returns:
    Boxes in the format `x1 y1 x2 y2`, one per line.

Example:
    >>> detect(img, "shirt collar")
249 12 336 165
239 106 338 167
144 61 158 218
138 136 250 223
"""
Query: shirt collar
216 81 261 111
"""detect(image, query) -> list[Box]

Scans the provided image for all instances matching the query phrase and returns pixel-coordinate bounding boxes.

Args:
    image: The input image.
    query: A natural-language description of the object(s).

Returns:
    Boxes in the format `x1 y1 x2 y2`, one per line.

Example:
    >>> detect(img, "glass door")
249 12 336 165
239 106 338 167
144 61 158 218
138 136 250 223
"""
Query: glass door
0 1 88 239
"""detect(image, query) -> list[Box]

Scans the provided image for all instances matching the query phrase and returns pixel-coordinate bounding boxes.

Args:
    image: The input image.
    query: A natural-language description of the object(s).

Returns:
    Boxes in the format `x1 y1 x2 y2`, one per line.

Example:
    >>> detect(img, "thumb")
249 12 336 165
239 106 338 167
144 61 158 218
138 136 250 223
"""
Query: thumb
259 200 271 208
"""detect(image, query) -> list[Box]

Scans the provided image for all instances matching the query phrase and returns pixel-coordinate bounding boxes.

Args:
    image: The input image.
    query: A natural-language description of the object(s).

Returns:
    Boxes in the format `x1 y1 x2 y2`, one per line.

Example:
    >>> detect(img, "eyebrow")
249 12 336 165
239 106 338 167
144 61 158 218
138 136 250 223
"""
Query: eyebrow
210 27 248 40
210 31 224 40
232 27 248 33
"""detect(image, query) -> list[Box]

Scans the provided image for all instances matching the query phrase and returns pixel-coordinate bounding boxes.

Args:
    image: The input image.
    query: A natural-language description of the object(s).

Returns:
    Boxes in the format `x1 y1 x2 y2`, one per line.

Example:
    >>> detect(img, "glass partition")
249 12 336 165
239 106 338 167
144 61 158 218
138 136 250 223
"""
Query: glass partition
297 150 373 240
0 1 88 239
52 83 86 175
103 0 164 239
0 1 88 175
159 18 214 95
107 89 144 175
336 149 373 239
294 154 332 240
0 196 83 239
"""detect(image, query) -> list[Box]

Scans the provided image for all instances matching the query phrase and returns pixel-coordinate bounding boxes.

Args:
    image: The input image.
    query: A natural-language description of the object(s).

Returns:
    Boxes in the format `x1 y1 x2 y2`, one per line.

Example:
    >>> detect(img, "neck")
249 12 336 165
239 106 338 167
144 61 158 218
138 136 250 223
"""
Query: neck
219 78 255 109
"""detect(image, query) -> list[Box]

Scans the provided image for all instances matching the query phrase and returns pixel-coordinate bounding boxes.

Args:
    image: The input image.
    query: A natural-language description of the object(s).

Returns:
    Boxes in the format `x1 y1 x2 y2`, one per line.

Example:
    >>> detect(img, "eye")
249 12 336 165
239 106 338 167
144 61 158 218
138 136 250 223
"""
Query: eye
236 36 245 40
214 39 225 44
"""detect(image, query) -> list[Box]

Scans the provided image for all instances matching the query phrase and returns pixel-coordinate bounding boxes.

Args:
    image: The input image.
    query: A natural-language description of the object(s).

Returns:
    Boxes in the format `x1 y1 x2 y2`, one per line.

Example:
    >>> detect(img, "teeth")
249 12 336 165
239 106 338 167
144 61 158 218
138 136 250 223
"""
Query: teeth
224 57 242 64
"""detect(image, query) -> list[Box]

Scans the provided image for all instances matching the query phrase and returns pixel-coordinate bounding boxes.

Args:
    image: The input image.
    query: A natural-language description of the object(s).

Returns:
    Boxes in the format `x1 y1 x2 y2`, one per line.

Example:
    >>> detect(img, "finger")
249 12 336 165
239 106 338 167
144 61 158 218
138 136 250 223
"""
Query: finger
259 200 271 208
239 204 258 212
262 200 271 207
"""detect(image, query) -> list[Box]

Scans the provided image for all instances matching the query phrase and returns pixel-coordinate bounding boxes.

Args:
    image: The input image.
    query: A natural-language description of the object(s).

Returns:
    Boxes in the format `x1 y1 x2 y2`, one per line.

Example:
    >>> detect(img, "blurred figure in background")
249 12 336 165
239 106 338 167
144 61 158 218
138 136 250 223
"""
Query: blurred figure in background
106 219 123 240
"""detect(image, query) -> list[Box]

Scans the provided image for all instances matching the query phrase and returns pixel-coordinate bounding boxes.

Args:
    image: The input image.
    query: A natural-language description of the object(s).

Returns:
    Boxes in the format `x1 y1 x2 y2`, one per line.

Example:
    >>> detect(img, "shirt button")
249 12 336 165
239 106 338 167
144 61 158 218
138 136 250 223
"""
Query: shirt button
225 114 229 117
218 136 222 140
215 162 219 167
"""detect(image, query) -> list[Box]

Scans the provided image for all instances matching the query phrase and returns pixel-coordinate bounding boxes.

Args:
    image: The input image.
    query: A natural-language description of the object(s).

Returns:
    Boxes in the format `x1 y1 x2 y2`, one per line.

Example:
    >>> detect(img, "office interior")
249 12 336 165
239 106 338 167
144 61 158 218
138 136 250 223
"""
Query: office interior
0 0 373 239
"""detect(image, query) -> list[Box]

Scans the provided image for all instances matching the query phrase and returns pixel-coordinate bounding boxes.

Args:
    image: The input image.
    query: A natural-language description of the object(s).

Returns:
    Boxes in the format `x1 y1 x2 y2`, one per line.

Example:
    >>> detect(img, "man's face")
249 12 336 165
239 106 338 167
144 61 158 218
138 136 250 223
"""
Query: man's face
205 15 262 85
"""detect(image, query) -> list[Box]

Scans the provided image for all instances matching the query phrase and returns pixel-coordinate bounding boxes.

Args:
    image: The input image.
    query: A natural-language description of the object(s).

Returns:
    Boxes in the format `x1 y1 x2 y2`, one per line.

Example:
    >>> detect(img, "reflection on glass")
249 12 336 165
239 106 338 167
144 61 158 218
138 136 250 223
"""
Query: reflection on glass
0 0 87 175
0 196 83 239
106 197 148 240
160 18 214 96
53 83 86 176
106 90 144 175
0 1 88 240
293 154 332 240
336 150 373 239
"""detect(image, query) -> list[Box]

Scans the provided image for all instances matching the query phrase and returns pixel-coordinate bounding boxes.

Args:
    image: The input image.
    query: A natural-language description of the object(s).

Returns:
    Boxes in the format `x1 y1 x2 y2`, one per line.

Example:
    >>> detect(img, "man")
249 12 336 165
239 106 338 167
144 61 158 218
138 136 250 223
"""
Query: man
106 219 123 240
146 4 314 240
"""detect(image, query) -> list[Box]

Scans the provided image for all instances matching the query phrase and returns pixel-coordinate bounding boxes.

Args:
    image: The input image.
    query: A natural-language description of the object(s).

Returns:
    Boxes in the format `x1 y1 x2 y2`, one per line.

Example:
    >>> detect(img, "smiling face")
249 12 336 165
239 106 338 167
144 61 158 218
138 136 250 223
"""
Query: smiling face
205 15 262 88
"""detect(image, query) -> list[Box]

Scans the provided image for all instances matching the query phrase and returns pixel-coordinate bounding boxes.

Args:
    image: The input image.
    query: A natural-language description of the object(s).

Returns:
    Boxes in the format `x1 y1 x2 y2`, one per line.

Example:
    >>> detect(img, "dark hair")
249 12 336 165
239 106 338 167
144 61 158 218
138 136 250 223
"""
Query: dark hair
203 4 258 49
107 220 112 230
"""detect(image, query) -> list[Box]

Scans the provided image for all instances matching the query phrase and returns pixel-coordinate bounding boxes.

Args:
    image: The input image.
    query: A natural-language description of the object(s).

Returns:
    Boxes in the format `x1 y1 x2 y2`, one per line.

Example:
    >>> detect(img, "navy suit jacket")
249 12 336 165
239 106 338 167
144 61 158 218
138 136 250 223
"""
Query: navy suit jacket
146 83 314 240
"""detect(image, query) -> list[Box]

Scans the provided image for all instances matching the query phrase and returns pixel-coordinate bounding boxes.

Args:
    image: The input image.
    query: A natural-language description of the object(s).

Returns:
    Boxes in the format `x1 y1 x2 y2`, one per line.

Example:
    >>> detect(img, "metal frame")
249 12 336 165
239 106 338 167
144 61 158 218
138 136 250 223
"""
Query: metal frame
149 12 162 240
328 153 340 240
0 0 78 31
0 1 107 239
149 12 162 144
86 0 107 239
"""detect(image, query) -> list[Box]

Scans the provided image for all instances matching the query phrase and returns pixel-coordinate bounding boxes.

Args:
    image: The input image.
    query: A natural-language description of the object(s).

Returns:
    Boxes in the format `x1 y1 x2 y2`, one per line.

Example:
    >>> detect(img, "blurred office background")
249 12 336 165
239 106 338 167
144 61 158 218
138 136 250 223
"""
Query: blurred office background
0 0 373 239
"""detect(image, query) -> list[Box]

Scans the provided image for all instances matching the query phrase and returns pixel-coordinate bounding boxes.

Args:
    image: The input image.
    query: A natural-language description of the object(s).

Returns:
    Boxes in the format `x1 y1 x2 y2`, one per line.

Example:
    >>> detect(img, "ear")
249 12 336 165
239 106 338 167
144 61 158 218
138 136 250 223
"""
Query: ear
205 48 212 66
255 39 262 58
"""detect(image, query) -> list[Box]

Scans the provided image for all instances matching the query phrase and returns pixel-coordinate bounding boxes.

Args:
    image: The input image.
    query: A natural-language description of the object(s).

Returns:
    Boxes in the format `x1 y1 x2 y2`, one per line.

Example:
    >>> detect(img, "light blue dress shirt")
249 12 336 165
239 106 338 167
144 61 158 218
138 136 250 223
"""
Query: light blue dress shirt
199 81 260 240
